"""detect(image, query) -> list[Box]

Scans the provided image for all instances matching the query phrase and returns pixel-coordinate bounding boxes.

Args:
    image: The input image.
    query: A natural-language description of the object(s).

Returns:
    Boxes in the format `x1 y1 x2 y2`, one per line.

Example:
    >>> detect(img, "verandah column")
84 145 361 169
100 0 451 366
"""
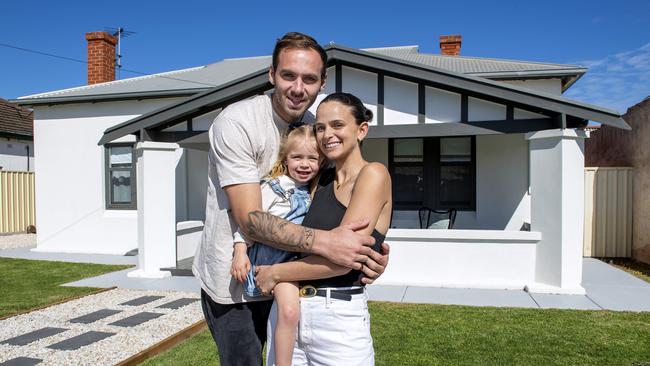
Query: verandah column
526 128 587 295
128 141 181 278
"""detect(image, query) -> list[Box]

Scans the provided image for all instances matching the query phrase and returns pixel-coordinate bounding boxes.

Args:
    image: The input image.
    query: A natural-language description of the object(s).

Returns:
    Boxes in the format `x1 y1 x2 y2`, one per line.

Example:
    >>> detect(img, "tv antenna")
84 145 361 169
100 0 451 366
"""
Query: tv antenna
104 27 136 77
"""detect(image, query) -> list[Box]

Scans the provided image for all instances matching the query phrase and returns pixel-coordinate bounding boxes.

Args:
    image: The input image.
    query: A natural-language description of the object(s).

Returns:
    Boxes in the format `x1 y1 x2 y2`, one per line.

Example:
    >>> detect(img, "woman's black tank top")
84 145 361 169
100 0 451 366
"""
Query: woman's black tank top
300 181 385 288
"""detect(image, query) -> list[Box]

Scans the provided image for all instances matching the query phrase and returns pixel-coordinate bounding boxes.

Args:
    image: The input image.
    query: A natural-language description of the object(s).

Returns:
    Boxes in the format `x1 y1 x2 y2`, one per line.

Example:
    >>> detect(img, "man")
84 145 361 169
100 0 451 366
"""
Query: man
193 32 389 365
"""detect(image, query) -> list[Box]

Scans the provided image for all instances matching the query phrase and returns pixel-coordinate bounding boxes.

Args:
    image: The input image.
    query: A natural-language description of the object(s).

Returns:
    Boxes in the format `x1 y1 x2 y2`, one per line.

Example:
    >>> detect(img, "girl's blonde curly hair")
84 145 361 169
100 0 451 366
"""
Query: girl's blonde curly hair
267 124 326 179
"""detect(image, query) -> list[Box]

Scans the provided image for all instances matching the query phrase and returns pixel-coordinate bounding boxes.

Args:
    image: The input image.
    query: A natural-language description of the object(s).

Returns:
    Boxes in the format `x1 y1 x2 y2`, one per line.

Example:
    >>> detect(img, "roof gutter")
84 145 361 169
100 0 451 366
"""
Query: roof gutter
0 131 33 141
11 88 207 107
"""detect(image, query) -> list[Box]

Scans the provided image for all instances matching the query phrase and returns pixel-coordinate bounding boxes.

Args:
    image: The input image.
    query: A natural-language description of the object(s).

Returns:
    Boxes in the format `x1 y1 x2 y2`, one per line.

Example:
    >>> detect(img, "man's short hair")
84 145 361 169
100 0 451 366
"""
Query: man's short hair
272 32 328 79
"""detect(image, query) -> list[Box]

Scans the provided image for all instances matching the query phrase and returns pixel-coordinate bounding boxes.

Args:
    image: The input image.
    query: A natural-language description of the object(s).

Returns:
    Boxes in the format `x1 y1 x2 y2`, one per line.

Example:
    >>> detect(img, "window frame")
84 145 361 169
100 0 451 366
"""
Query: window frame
388 137 428 209
389 136 476 211
104 143 137 210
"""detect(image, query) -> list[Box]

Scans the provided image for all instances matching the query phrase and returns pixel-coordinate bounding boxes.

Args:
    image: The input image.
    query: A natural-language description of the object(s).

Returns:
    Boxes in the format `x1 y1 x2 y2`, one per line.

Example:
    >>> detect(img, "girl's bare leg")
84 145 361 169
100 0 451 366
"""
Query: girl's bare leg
273 281 300 366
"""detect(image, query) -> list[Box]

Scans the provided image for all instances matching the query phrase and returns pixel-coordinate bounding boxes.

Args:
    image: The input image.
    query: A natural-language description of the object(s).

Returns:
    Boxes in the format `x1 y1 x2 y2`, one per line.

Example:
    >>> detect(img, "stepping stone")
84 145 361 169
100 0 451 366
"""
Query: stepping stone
69 309 122 324
0 357 42 366
1 327 68 346
157 298 198 310
47 331 115 351
109 312 163 327
119 295 164 306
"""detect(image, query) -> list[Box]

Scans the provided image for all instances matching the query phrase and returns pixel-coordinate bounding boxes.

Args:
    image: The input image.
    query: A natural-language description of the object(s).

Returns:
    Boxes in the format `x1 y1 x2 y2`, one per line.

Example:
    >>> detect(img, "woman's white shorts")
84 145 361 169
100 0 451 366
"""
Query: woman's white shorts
266 288 374 366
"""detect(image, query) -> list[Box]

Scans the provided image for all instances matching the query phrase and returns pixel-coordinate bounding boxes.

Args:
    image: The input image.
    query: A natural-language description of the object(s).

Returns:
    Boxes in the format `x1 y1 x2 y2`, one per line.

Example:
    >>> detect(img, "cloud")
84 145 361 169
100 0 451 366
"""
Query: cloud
565 42 650 114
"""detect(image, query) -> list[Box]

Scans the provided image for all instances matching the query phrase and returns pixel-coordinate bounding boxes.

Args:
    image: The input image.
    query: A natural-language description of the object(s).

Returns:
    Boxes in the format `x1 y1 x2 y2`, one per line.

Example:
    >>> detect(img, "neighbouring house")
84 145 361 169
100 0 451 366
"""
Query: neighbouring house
14 32 630 294
585 97 650 264
0 98 34 172
0 98 35 233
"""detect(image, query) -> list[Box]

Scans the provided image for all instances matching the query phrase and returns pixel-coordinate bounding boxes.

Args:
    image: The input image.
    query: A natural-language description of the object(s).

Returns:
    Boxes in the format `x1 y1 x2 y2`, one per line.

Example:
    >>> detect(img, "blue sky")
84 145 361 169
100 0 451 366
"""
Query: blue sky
1 0 649 113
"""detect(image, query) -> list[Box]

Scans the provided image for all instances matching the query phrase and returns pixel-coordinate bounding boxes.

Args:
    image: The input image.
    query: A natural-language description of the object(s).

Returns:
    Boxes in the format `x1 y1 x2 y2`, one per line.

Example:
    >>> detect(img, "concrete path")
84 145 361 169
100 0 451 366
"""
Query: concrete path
367 259 650 311
65 269 201 293
2 246 650 311
582 258 650 311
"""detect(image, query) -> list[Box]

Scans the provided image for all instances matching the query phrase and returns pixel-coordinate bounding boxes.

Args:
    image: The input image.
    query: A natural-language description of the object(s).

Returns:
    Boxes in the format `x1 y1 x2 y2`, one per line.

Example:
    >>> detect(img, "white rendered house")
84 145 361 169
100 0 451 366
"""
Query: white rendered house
15 34 629 294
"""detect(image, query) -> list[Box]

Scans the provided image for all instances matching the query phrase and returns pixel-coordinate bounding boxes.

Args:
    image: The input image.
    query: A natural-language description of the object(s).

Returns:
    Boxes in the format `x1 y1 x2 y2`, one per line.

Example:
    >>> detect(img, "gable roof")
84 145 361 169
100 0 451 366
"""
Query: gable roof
97 44 627 145
15 45 585 106
0 98 33 139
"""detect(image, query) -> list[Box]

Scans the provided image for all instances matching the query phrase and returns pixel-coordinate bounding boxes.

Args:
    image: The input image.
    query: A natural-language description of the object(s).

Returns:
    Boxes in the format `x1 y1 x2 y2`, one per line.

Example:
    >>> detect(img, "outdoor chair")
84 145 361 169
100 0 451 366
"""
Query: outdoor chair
418 207 457 229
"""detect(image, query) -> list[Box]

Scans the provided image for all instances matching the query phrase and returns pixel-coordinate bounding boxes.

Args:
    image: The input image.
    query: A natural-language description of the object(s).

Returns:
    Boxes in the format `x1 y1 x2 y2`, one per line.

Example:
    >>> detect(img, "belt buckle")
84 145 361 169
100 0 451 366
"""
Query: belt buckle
299 285 317 298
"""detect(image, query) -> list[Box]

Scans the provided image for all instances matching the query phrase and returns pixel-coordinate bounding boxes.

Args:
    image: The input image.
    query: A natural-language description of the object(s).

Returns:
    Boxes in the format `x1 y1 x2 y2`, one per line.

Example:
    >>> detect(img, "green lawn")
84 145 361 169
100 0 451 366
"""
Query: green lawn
0 257 131 318
143 302 650 366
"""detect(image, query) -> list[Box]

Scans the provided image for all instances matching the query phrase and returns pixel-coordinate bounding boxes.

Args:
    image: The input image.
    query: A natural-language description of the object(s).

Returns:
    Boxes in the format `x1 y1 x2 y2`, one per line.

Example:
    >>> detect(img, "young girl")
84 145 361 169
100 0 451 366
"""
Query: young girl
230 124 322 366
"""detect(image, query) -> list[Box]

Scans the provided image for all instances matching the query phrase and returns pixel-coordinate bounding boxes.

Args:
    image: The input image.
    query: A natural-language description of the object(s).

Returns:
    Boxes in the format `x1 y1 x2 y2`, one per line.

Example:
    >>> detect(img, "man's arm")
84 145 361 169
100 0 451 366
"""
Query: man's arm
255 243 389 295
224 183 376 269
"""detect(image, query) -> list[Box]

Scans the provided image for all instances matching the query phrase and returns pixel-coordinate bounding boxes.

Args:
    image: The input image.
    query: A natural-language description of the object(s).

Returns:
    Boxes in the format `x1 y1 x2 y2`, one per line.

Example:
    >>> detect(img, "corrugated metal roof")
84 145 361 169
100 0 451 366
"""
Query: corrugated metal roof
17 45 585 103
20 56 271 100
363 45 585 76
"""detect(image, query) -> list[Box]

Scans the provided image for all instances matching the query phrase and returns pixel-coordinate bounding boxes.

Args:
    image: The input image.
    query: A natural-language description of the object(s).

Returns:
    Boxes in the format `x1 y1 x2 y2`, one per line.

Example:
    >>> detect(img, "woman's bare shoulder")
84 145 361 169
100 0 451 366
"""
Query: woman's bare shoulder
358 162 391 181
353 163 391 198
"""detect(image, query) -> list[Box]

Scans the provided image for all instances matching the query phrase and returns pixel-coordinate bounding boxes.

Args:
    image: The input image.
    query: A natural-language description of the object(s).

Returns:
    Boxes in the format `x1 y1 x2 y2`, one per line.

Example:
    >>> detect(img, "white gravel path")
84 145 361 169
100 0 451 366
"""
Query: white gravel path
0 288 203 365
0 233 36 250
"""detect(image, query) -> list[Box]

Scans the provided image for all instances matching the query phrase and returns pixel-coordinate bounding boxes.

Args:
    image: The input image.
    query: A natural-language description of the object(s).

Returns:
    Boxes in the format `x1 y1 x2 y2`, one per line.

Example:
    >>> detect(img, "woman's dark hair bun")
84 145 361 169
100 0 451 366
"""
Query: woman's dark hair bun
364 108 373 122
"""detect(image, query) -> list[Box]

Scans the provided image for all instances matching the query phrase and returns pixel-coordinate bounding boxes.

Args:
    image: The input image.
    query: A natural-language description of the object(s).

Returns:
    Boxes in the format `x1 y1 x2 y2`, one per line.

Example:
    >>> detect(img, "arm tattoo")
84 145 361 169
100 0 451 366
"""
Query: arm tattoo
247 211 315 252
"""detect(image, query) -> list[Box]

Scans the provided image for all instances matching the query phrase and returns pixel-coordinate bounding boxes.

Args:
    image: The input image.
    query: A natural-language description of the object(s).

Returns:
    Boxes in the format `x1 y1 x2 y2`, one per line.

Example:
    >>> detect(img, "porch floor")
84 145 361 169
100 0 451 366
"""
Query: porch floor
2 247 649 311
161 256 193 276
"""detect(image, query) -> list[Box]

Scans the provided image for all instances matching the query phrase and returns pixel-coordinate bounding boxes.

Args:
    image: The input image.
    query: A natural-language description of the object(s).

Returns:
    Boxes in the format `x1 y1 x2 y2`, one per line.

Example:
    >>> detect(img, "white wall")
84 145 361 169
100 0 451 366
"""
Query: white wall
0 138 34 171
475 134 530 230
468 97 507 121
503 79 563 95
425 87 461 123
376 229 540 289
341 67 378 124
32 97 185 255
383 77 419 125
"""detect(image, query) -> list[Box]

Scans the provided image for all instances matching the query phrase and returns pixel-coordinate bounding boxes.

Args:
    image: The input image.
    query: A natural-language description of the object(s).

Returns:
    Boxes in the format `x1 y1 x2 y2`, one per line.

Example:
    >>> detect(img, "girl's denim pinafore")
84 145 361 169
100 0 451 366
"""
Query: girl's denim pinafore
244 178 311 297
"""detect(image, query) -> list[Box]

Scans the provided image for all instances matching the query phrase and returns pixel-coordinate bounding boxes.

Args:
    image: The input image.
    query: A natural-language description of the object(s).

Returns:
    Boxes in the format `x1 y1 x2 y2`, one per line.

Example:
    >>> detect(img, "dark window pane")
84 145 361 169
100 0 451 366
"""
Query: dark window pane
394 138 423 162
440 165 471 204
393 165 424 203
111 170 132 203
440 137 471 162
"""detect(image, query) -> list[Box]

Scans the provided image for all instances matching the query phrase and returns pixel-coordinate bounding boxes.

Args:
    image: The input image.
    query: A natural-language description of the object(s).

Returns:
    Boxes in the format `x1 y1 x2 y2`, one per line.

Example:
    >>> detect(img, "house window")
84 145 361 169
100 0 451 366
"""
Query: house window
389 137 475 210
105 144 136 209
390 138 425 206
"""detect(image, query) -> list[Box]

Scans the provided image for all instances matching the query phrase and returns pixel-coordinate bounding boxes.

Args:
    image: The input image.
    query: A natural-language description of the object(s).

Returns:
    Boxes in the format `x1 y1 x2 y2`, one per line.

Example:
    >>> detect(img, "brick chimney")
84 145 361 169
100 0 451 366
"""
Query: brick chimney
439 35 462 56
85 32 117 84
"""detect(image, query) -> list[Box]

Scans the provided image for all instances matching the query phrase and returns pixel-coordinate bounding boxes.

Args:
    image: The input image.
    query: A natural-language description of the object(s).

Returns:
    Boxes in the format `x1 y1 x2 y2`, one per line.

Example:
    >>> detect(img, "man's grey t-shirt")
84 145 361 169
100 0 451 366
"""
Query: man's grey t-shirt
192 94 314 304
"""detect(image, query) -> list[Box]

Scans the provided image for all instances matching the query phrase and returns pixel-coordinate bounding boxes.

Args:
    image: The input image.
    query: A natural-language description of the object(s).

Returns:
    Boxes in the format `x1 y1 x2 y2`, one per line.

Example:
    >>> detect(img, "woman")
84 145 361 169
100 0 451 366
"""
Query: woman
256 92 392 365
